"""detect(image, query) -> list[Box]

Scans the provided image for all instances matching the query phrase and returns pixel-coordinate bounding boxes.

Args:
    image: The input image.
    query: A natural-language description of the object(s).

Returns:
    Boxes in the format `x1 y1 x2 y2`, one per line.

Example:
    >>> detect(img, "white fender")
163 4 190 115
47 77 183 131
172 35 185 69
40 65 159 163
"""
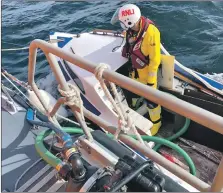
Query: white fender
27 89 68 120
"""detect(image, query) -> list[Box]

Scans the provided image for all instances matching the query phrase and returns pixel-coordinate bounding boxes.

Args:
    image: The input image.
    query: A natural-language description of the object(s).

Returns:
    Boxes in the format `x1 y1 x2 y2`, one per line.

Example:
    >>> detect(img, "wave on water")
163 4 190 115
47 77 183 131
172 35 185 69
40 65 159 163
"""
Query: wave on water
36 72 59 98
205 73 223 84
2 1 223 95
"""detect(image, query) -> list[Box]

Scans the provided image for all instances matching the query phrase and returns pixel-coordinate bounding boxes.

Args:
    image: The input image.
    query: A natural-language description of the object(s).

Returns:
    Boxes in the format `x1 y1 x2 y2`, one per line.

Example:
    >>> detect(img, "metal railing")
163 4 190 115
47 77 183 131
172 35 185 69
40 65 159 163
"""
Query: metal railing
28 39 223 192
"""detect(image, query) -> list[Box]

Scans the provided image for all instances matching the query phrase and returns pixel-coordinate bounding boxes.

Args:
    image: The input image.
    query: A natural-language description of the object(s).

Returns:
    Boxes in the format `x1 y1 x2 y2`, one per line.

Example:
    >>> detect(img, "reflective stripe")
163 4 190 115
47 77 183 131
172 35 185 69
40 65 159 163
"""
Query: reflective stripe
148 72 156 77
136 58 146 67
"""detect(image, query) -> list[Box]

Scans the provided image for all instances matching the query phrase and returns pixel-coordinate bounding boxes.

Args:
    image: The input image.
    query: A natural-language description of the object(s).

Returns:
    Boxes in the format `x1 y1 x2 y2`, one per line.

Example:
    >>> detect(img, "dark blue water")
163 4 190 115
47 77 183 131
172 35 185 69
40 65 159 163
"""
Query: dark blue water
2 1 223 90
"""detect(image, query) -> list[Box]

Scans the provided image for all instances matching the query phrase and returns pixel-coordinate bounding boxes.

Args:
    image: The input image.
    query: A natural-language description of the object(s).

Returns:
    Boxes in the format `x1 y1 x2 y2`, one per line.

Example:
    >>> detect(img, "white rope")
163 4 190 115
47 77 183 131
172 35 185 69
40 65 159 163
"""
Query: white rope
2 47 30 51
109 79 126 117
94 63 147 146
94 64 125 120
58 83 85 121
1 39 64 52
94 63 126 135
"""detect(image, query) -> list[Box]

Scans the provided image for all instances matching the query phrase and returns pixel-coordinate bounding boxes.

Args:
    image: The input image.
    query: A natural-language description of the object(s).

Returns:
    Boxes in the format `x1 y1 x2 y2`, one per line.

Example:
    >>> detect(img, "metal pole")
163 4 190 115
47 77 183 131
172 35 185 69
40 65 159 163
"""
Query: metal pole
70 104 210 192
45 53 70 91
49 98 66 117
28 47 93 141
31 83 60 125
45 53 93 141
119 134 210 192
103 71 223 135
210 157 223 192
27 39 218 191
28 40 223 136
28 48 61 126
28 46 38 85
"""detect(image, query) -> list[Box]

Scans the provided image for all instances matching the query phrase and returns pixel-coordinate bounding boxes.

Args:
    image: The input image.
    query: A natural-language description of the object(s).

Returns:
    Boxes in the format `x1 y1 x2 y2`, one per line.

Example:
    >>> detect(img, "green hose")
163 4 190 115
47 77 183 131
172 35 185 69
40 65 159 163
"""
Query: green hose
35 124 196 175
128 134 196 175
134 97 144 110
35 127 85 170
133 95 194 173
153 118 191 152
103 130 196 175
35 129 62 169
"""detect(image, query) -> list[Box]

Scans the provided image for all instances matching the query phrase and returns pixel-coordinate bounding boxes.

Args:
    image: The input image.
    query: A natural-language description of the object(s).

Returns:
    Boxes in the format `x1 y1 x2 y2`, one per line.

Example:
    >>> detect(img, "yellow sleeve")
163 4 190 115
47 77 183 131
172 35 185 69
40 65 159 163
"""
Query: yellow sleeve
141 24 161 88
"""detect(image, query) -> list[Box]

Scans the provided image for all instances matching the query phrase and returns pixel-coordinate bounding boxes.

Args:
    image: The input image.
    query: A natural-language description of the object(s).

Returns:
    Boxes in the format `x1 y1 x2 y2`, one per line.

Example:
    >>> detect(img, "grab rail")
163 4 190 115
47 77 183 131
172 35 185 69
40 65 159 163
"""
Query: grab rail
28 39 223 192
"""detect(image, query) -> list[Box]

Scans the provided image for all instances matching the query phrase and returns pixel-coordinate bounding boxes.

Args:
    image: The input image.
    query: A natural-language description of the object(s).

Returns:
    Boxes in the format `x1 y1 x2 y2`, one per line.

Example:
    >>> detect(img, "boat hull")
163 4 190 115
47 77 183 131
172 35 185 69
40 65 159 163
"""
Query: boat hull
49 30 223 151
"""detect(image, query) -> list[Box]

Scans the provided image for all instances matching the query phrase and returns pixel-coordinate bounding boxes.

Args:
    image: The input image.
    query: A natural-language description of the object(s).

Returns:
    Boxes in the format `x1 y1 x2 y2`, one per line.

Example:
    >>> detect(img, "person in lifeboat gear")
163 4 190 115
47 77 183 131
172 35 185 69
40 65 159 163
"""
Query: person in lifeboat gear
111 4 162 136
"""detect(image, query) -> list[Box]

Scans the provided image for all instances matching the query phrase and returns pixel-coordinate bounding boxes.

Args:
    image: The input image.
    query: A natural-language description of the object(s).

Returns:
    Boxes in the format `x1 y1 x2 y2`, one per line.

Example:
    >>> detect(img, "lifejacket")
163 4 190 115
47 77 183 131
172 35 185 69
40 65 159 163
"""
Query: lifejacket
122 16 155 69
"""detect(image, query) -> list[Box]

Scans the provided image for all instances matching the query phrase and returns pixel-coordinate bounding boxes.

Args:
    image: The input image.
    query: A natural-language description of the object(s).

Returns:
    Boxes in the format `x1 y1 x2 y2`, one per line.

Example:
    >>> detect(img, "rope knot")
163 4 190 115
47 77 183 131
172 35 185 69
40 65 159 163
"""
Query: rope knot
118 118 128 133
94 63 111 81
58 83 84 120
117 115 134 134
126 114 134 129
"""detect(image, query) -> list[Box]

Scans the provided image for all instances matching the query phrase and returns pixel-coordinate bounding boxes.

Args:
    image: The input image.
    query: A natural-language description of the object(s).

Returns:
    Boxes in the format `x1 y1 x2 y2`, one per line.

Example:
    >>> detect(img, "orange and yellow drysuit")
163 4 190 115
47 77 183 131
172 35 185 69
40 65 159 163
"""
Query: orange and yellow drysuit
122 16 162 135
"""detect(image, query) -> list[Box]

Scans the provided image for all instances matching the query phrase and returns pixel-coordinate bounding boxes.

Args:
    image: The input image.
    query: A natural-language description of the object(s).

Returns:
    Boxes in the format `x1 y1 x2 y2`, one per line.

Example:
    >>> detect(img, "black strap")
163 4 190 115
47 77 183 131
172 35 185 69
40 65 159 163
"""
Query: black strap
150 118 162 124
159 63 163 78
147 83 155 86
125 29 132 58
134 68 139 79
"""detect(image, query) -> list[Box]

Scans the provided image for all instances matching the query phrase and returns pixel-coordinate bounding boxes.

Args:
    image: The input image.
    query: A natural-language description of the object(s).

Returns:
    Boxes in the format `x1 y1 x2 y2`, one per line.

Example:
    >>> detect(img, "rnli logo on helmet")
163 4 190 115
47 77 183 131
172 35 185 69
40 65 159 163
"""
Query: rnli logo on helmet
122 9 135 17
